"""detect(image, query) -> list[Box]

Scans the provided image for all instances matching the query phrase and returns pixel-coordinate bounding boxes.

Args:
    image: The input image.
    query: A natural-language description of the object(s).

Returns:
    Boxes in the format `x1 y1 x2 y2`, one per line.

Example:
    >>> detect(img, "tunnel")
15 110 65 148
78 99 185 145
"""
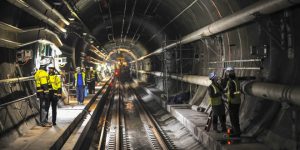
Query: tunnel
0 0 300 149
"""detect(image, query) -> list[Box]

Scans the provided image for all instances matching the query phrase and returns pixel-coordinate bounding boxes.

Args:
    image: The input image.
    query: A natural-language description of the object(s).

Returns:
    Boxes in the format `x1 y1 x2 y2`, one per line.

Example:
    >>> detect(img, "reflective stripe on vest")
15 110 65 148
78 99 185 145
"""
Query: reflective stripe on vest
226 80 241 104
209 84 222 106
34 69 49 92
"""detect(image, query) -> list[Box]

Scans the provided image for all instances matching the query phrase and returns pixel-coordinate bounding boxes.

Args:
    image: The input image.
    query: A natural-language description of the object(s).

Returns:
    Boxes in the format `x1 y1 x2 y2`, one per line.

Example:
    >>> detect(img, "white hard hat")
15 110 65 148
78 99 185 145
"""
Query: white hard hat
225 66 234 72
40 59 48 66
48 64 55 69
76 67 80 71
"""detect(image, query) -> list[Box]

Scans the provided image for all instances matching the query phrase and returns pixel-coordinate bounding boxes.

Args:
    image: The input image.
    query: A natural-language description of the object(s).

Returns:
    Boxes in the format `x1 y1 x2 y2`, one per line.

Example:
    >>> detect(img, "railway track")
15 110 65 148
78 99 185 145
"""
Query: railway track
51 78 176 150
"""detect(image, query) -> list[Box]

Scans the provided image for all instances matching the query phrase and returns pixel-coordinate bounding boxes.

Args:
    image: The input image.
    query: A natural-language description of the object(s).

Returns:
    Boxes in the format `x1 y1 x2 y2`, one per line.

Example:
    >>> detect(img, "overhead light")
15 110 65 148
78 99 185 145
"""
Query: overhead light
68 17 75 21
83 33 87 36
90 40 94 44
96 46 99 48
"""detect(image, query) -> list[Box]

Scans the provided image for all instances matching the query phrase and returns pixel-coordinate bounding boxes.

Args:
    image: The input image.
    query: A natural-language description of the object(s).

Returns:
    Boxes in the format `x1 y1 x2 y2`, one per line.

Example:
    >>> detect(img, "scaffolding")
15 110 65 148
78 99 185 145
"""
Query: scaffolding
160 37 197 102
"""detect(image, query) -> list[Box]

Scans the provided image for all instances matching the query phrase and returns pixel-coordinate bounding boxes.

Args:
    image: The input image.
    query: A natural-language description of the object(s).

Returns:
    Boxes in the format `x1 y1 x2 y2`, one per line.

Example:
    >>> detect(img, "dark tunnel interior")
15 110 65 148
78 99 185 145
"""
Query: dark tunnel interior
0 0 300 149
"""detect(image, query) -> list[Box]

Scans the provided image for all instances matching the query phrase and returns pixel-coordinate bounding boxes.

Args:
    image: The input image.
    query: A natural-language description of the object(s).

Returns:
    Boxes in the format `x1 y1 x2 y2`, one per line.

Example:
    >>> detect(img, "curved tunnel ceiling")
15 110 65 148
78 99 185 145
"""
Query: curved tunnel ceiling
72 0 255 61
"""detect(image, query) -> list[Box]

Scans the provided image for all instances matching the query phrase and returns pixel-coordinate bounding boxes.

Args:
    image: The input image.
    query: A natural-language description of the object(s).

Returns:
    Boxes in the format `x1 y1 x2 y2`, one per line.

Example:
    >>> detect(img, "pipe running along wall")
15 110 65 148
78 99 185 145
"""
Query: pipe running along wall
138 70 300 107
6 0 67 33
133 0 300 62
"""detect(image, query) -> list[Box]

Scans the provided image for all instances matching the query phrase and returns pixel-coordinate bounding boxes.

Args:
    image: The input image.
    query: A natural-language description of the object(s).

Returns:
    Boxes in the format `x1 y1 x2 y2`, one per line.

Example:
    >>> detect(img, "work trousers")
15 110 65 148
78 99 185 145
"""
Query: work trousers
212 103 226 130
88 81 96 94
76 86 85 103
47 91 58 124
228 103 241 134
37 92 49 125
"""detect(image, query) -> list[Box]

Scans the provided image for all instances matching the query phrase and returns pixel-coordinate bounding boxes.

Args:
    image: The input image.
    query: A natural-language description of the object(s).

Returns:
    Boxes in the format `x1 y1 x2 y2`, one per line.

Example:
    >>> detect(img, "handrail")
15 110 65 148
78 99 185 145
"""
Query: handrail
0 76 34 84
0 93 37 107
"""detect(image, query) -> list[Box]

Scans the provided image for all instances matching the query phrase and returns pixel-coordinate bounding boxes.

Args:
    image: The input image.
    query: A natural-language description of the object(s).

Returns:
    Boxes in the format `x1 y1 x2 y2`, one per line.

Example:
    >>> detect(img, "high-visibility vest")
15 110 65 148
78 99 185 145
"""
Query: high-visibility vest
209 84 222 106
35 69 49 93
74 72 86 86
225 79 241 104
49 74 62 93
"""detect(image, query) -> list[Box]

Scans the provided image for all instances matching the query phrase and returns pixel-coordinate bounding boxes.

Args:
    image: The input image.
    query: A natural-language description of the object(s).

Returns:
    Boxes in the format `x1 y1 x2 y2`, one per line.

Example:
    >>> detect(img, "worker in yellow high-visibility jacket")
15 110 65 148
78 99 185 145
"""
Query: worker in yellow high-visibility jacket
224 66 241 137
208 72 227 133
34 59 51 127
48 65 62 126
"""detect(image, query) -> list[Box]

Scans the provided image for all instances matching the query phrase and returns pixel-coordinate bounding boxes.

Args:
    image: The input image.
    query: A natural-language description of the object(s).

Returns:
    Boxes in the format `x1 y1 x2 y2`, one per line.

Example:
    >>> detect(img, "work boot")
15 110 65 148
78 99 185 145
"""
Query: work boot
41 122 52 127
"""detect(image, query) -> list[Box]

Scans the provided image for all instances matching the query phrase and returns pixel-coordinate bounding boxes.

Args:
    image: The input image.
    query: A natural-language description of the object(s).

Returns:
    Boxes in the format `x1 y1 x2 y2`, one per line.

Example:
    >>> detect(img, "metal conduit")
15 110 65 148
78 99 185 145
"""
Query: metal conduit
6 0 66 33
133 0 300 62
26 0 70 25
138 70 300 106
0 76 34 84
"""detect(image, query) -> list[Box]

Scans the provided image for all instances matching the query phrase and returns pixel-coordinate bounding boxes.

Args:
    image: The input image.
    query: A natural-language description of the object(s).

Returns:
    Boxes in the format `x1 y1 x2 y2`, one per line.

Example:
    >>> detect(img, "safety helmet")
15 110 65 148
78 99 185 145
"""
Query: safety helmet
208 72 217 80
225 66 234 72
40 59 48 66
76 67 80 71
48 64 55 69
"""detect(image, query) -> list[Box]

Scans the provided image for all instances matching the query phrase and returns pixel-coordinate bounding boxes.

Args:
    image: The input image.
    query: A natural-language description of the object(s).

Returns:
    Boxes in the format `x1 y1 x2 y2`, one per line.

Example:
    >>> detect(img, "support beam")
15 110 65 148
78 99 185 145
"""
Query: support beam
138 70 300 106
133 0 300 62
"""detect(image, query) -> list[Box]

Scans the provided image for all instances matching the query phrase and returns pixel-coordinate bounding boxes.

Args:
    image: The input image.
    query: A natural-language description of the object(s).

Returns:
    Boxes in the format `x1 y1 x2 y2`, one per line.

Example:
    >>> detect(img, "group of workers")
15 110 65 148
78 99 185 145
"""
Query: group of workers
208 66 241 137
34 60 98 127
34 60 61 127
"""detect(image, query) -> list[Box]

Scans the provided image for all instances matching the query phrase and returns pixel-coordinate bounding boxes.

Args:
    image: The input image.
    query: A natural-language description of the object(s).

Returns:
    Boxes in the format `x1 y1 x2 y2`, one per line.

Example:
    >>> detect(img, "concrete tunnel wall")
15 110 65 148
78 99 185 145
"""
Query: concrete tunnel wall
0 0 299 149
134 1 300 149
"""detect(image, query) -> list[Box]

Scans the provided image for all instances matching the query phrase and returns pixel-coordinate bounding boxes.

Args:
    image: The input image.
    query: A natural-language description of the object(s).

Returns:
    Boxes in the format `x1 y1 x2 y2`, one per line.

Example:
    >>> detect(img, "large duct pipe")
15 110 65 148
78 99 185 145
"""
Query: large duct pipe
243 82 300 106
26 0 70 26
138 70 300 106
139 70 212 86
134 0 300 62
6 0 66 33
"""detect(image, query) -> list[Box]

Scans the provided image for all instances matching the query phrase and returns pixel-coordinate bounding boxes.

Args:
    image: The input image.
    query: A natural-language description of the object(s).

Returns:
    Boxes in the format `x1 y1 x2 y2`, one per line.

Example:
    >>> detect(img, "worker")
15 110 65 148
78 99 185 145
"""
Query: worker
74 67 86 105
34 59 52 127
224 66 241 137
47 65 62 125
87 67 97 94
208 72 227 133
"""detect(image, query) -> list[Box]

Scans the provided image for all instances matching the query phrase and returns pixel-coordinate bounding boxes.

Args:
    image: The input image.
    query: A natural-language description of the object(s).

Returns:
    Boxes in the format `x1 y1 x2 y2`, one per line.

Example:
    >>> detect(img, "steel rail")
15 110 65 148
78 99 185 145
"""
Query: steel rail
73 79 113 150
97 83 116 150
130 87 173 150
50 78 112 150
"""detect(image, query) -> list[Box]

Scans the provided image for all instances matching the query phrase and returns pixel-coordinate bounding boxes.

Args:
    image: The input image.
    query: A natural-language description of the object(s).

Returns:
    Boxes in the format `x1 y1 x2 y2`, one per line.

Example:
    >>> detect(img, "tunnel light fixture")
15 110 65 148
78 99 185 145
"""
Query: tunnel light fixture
68 17 75 21
90 40 94 44
83 32 87 36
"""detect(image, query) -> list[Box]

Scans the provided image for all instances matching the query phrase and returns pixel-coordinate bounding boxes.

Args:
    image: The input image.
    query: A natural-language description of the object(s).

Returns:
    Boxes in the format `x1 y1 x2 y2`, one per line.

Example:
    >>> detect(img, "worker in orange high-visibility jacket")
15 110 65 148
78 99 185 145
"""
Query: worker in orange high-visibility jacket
47 65 62 125
34 59 52 127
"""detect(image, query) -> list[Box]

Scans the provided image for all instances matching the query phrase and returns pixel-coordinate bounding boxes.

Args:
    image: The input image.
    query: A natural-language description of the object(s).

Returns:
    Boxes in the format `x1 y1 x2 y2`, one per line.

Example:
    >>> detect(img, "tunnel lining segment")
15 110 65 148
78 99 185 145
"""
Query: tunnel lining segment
133 0 300 62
